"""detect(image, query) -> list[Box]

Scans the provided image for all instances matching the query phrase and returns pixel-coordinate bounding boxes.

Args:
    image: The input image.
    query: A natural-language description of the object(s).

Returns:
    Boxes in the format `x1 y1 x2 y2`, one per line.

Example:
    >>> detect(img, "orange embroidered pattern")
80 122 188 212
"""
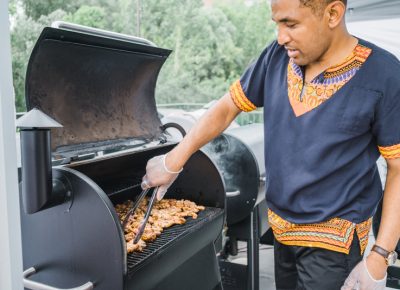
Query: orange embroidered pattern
268 209 372 255
287 44 372 117
229 80 257 112
378 144 400 159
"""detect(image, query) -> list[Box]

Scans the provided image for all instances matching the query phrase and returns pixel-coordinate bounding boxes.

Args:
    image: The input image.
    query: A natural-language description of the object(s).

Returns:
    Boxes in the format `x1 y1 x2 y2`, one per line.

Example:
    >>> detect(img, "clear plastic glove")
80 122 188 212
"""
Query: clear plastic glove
341 259 387 290
141 154 182 200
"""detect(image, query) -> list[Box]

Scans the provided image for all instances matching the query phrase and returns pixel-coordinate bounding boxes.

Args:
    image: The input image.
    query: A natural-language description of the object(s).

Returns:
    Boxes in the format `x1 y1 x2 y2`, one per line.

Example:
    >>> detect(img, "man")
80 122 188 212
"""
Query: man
142 0 400 289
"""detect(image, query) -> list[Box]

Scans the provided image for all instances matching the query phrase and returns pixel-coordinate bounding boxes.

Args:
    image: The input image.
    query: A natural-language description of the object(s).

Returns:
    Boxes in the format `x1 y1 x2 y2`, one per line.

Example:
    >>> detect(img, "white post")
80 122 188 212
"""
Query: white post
0 0 24 289
136 0 141 37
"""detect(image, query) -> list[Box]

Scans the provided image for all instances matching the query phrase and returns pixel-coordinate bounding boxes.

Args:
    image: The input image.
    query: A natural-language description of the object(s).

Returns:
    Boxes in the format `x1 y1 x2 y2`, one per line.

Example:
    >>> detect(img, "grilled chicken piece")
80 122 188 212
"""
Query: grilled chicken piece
151 224 163 236
125 232 134 242
117 197 205 253
126 239 146 253
141 229 157 242
179 211 198 219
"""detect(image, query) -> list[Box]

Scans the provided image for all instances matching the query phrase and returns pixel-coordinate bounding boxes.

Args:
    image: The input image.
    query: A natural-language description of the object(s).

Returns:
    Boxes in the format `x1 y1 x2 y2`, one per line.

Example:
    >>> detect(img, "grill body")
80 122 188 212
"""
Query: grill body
21 145 226 290
20 24 226 290
204 124 265 226
203 124 269 290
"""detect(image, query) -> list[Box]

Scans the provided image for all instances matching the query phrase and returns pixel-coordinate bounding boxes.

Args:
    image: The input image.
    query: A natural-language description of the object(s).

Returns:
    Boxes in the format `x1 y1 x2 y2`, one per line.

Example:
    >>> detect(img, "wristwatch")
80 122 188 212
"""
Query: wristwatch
371 244 398 266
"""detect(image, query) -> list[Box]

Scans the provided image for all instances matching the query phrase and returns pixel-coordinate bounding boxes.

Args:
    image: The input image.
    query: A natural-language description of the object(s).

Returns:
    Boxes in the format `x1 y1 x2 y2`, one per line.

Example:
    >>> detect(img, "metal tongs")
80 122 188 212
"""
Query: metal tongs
122 186 159 244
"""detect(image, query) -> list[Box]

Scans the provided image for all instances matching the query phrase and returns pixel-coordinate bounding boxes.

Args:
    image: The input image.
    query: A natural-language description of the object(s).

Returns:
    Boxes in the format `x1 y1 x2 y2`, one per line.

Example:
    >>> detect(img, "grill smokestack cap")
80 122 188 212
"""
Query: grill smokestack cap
16 108 63 129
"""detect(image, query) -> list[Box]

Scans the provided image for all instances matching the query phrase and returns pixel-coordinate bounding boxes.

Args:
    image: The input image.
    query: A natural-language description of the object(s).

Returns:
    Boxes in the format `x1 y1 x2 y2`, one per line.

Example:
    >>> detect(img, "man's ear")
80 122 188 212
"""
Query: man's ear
325 0 346 29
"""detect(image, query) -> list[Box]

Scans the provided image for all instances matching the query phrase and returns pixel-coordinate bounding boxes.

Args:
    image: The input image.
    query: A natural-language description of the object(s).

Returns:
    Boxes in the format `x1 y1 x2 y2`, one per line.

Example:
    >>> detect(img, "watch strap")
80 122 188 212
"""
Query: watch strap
372 244 390 258
371 244 391 265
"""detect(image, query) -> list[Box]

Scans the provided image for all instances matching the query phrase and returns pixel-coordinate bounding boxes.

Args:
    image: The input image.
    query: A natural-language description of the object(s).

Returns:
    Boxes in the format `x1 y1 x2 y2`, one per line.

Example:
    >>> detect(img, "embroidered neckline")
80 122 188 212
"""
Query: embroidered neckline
287 43 372 117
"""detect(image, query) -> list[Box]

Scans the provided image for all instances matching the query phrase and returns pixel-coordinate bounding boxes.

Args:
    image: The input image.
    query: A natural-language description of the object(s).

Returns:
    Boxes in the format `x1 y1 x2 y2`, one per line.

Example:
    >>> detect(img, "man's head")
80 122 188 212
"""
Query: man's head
271 0 348 66
299 0 347 15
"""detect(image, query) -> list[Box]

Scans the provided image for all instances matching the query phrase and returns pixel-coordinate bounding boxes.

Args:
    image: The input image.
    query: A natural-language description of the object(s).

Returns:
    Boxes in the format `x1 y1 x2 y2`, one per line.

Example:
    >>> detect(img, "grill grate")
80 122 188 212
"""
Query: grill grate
126 206 223 277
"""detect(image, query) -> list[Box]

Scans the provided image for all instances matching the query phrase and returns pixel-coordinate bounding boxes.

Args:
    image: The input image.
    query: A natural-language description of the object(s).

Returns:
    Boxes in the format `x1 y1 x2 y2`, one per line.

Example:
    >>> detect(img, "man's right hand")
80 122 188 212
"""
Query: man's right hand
141 154 182 201
141 93 242 200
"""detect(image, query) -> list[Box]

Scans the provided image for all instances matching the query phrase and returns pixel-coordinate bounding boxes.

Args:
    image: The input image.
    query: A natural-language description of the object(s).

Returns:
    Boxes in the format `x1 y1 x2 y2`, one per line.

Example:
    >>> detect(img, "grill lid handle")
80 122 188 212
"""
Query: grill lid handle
23 267 94 290
226 190 240 198
51 21 156 47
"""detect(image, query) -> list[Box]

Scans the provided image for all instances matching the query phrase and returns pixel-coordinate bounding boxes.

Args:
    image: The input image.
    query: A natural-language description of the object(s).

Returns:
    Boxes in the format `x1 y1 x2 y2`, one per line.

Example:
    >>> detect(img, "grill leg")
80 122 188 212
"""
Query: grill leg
221 206 262 290
247 210 260 290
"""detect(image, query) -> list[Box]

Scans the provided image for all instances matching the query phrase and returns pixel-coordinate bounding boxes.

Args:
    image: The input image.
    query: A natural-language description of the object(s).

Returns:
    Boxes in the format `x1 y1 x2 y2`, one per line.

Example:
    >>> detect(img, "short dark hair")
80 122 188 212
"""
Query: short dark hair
300 0 347 14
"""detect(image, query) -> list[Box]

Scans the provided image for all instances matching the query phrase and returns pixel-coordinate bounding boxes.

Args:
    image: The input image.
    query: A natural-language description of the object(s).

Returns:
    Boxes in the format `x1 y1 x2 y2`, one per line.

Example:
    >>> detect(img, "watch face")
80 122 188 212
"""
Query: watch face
388 251 398 266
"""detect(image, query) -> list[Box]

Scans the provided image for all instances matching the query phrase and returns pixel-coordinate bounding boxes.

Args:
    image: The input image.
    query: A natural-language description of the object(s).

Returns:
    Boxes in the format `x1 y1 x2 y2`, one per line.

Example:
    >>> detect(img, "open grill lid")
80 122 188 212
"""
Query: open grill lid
25 25 172 157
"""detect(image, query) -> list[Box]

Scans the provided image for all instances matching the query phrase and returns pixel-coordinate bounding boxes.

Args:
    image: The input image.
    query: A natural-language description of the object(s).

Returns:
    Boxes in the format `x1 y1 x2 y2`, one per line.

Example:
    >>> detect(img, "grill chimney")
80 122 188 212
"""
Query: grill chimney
16 108 65 214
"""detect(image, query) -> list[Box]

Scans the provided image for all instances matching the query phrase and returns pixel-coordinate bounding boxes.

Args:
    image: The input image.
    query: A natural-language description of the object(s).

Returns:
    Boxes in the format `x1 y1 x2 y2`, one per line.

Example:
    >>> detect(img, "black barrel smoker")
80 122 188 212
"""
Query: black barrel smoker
202 124 270 290
17 23 226 290
161 109 270 290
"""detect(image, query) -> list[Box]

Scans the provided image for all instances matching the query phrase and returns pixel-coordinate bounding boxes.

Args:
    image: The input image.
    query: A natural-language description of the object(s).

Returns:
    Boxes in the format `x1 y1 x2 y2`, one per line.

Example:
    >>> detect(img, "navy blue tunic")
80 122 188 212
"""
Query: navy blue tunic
236 39 400 224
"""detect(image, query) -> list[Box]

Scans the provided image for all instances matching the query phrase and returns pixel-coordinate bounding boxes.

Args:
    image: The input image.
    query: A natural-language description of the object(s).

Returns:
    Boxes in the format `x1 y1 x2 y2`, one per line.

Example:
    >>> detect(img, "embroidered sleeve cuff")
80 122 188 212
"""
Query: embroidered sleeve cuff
229 80 257 112
378 143 400 159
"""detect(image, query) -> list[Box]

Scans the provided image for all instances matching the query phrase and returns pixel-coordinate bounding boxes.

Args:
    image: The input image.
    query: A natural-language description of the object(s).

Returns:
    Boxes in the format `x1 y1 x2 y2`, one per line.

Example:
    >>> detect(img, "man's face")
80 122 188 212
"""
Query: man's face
271 0 332 66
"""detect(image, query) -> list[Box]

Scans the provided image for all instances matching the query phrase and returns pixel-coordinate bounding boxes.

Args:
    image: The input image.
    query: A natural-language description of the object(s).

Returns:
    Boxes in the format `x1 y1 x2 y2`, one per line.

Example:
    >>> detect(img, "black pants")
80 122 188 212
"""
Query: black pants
274 234 363 290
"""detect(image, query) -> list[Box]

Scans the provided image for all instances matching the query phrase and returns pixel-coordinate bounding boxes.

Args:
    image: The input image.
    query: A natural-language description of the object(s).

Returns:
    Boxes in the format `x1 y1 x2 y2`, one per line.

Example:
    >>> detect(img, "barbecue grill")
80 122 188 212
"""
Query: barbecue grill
202 125 269 290
161 112 269 290
18 22 226 290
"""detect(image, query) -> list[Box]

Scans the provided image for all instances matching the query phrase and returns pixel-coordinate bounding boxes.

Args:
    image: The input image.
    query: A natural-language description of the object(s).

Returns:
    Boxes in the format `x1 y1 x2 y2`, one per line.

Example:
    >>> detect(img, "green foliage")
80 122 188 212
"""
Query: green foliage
218 0 276 66
9 0 276 112
23 0 79 20
138 0 274 104
11 9 68 110
137 0 244 104
8 0 17 15
64 6 107 28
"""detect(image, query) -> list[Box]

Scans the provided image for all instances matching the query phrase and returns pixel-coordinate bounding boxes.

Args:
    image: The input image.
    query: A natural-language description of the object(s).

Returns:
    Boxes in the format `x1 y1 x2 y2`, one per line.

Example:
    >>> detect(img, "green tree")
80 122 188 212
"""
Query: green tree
138 0 274 104
218 0 275 67
11 9 68 111
11 4 110 111
23 0 78 20
64 5 107 28
152 5 243 104
9 0 276 111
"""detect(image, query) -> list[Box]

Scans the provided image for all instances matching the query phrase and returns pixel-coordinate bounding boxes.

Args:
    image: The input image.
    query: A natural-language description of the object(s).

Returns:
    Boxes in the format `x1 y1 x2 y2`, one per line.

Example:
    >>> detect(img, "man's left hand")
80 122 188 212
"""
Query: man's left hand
341 253 387 290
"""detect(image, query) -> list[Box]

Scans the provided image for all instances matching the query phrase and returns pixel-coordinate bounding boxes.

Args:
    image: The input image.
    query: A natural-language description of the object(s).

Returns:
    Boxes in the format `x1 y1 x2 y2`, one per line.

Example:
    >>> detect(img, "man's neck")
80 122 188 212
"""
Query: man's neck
305 34 358 83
